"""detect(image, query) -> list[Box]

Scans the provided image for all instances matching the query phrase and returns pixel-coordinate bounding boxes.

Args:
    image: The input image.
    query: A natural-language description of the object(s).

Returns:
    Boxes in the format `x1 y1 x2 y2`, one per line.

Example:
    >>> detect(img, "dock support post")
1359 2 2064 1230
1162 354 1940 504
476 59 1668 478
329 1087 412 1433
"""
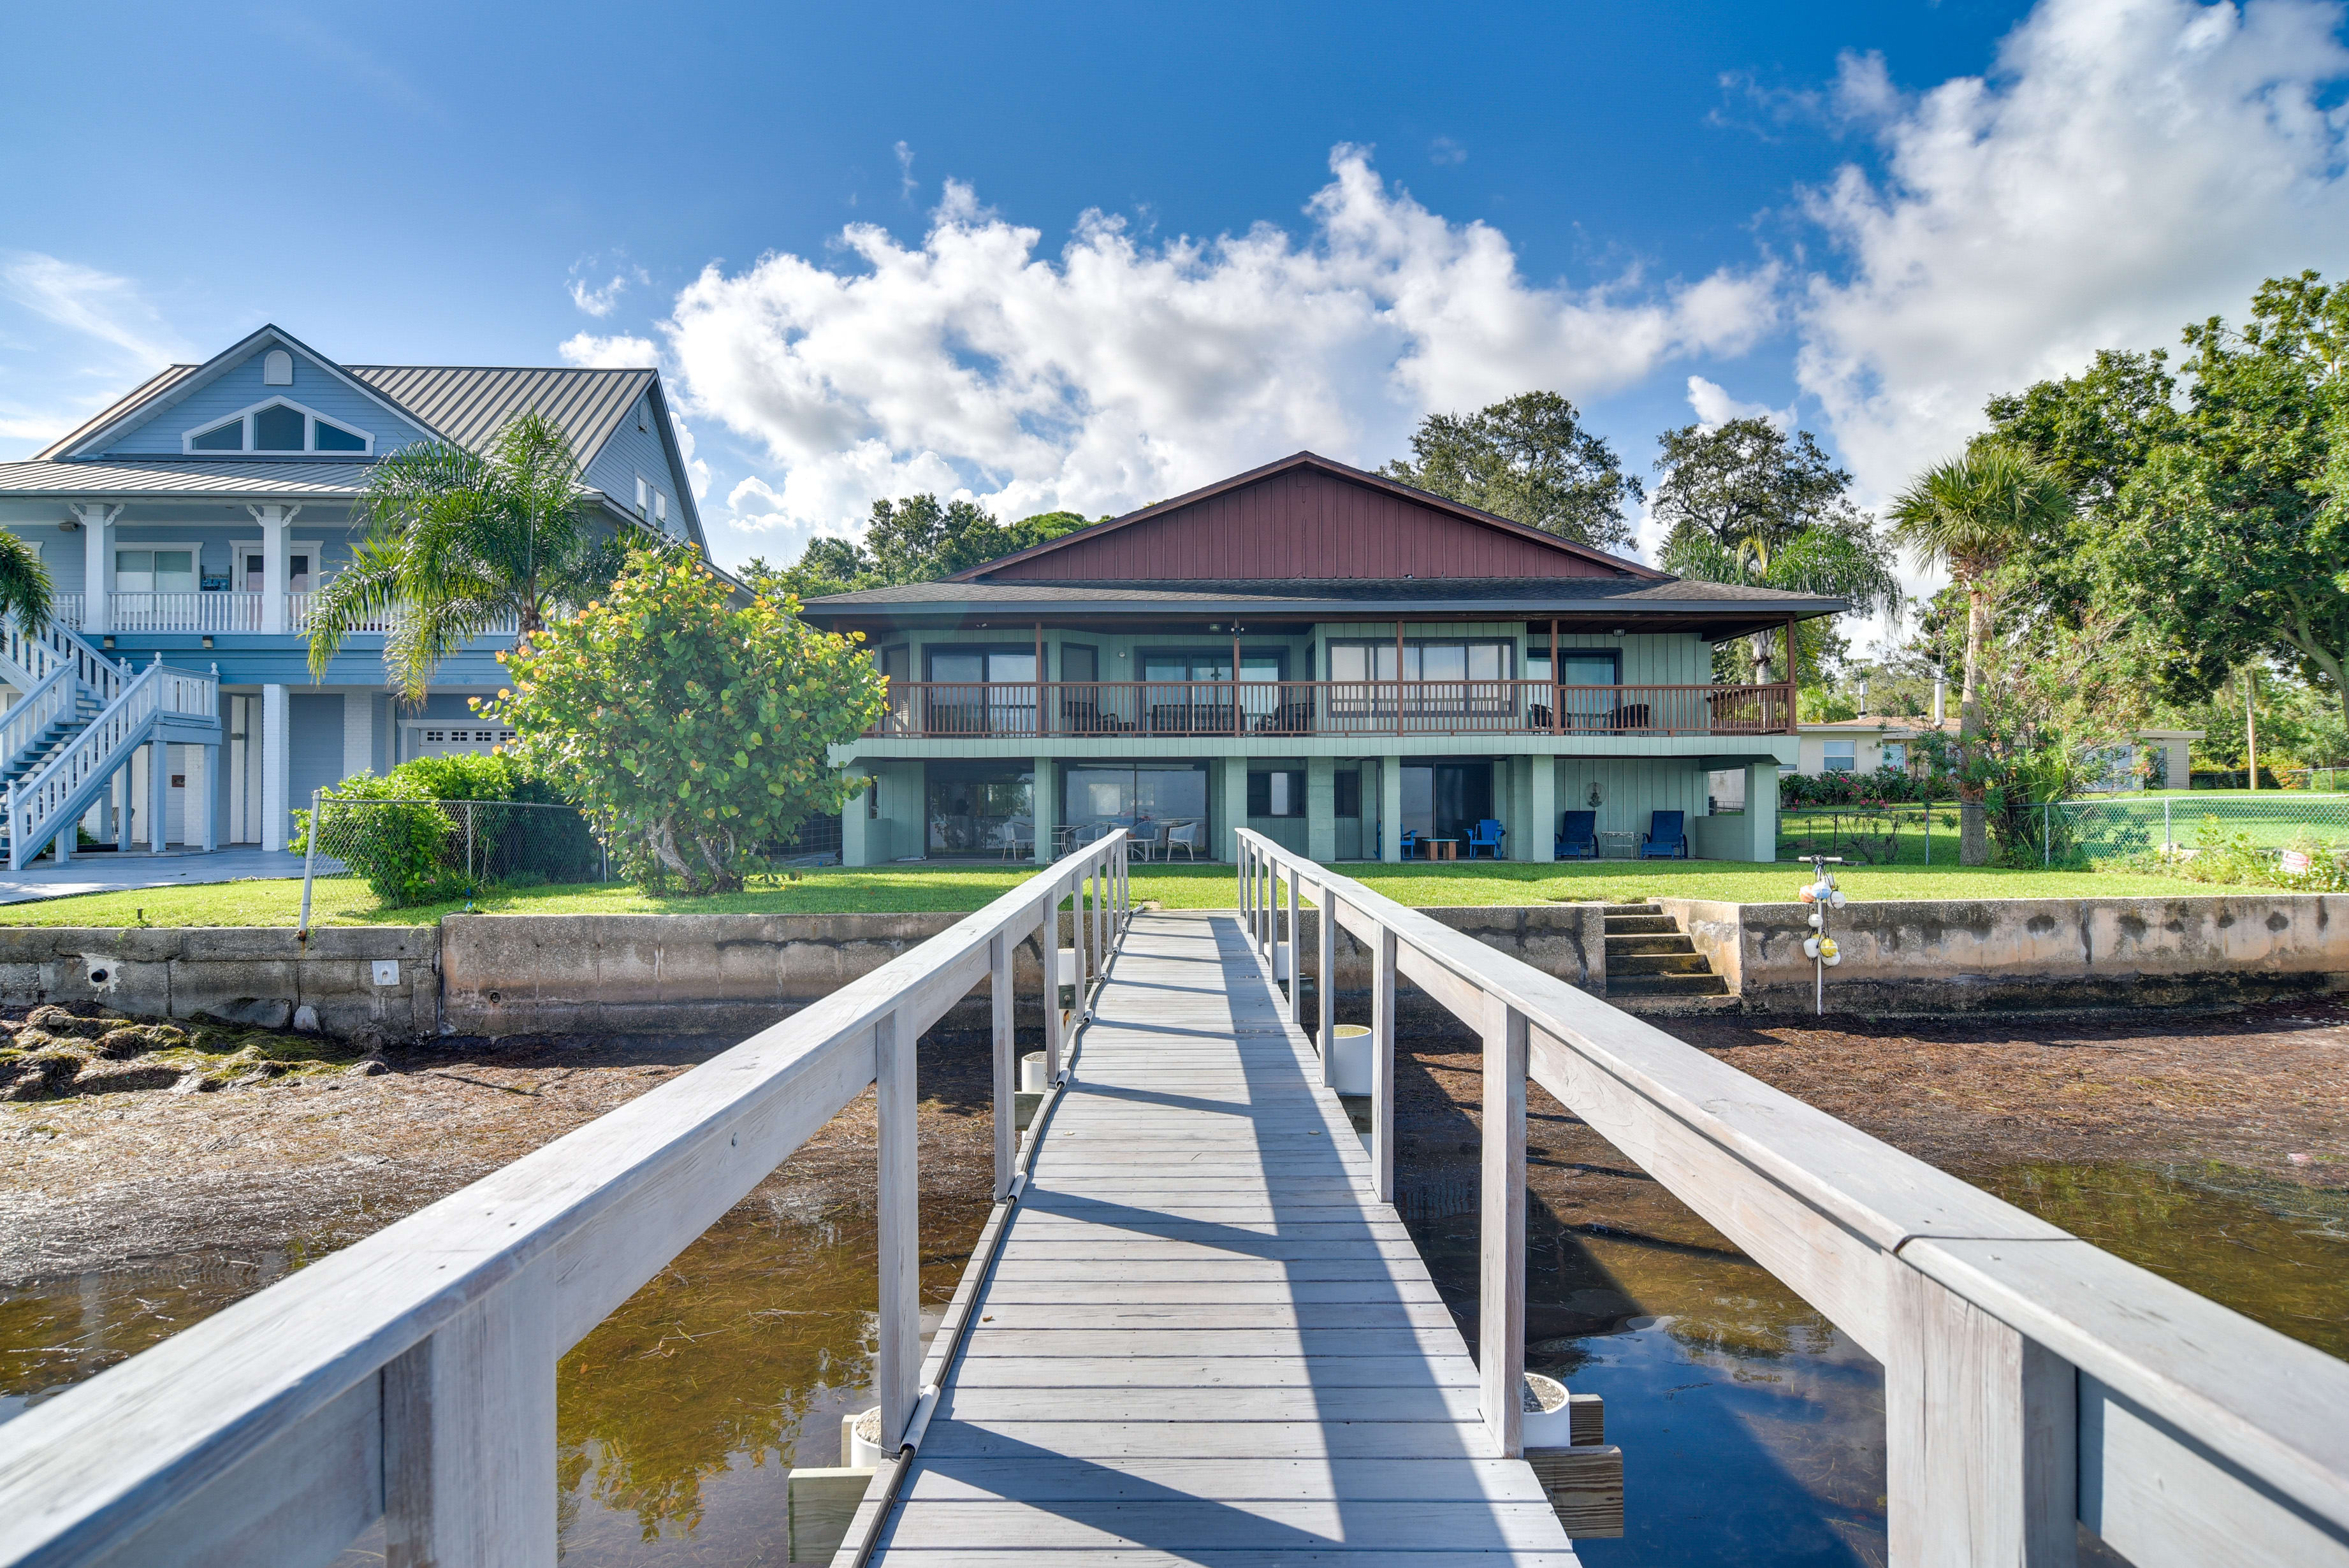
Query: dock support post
991 932 1014 1201
382 1264 557 1567
1318 882 1335 1051
1480 997 1527 1458
1886 1269 2077 1568
875 1006 920 1449
1372 924 1396 1198
1286 864 1302 1026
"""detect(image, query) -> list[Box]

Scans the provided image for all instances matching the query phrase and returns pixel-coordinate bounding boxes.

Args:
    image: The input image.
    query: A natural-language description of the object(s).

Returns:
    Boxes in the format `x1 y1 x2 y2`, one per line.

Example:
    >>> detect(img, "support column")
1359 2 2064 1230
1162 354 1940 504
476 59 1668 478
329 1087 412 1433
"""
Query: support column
261 683 289 852
114 771 131 853
249 504 298 635
1221 757 1247 863
1747 759 1779 864
72 504 120 635
1529 755 1555 863
147 738 168 853
1305 755 1337 863
841 783 871 867
1032 756 1056 861
1381 755 1404 862
201 743 220 853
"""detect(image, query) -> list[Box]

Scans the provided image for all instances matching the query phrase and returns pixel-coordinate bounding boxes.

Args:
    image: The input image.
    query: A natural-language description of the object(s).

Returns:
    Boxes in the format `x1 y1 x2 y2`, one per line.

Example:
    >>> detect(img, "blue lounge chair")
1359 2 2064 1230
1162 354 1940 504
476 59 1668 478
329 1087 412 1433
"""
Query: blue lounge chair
1467 818 1506 859
1641 809 1689 859
1556 810 1598 860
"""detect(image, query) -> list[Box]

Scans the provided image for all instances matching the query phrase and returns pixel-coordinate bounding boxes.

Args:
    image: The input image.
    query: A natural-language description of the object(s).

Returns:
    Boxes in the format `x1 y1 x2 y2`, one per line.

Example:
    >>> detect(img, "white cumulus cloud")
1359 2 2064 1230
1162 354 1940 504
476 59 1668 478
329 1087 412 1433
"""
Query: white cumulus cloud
664 145 1778 543
1684 375 1791 431
558 332 659 368
1797 0 2349 499
0 252 182 367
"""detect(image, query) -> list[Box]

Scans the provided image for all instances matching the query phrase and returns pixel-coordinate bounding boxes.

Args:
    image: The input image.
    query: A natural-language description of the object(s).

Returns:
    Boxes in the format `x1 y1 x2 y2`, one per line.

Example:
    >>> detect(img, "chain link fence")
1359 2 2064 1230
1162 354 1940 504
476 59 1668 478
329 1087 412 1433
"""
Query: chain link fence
1778 794 2349 867
297 792 609 927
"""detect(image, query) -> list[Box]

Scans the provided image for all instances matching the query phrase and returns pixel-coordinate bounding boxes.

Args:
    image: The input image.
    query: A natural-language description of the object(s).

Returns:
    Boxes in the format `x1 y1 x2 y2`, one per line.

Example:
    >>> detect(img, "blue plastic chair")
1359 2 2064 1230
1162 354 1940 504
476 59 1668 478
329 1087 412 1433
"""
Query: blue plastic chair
1640 809 1689 859
1400 829 1420 859
1556 810 1598 859
1467 818 1506 859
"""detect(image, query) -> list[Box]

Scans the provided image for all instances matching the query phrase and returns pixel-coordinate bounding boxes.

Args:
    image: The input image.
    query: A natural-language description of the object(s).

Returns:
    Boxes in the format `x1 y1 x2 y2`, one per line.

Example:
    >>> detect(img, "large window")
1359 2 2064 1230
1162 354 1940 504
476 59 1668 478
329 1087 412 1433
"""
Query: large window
927 763 1033 856
1064 764 1208 837
1140 650 1281 733
115 549 195 593
1327 640 1515 683
1823 740 1857 773
922 648 1037 735
185 399 372 456
1525 648 1622 726
242 551 314 591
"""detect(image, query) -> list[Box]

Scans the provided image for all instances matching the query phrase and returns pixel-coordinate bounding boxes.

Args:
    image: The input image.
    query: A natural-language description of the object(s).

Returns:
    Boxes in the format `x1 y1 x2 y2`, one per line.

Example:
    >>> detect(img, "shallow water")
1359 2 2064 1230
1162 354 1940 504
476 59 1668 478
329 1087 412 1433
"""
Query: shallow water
2 1161 2341 1564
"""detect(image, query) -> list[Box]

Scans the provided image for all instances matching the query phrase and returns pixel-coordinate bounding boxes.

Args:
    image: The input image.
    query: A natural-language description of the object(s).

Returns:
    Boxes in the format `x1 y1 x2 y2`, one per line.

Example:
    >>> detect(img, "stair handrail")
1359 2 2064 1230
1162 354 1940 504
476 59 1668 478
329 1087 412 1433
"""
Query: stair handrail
0 664 80 779
7 656 219 868
0 611 125 707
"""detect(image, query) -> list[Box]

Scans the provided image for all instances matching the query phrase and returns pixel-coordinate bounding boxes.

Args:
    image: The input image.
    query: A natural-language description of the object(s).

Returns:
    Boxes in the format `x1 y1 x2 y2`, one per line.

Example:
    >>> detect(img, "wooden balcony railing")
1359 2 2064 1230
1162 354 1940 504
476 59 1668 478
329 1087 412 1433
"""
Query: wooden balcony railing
870 679 1794 739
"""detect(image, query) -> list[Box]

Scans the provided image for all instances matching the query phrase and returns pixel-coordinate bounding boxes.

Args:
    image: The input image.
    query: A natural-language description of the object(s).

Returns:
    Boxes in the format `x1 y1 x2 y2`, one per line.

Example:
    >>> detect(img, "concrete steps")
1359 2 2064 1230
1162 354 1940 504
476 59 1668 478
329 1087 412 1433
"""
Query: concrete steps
1603 904 1727 998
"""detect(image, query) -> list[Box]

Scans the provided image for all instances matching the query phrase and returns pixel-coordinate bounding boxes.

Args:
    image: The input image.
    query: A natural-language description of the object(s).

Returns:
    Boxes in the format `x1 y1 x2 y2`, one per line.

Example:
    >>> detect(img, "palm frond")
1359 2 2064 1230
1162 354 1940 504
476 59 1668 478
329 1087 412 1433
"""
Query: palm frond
0 529 55 632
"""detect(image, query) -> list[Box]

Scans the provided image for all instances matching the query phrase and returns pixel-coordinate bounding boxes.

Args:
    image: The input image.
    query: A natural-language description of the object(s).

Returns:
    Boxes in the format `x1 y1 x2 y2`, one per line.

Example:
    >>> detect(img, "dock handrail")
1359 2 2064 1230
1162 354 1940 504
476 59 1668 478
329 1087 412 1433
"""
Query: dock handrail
0 830 1131 1568
1235 829 2349 1568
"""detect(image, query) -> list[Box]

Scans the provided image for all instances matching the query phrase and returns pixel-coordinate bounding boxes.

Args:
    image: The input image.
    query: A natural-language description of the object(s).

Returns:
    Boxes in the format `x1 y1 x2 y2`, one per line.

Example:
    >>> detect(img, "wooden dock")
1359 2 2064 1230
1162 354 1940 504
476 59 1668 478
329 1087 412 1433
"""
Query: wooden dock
868 910 1578 1562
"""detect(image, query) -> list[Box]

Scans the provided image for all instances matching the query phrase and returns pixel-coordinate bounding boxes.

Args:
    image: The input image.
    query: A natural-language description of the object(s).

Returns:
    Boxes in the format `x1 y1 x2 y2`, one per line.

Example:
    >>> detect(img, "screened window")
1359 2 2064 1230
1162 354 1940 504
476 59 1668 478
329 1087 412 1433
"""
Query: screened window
253 405 305 451
116 549 195 593
1334 770 1362 818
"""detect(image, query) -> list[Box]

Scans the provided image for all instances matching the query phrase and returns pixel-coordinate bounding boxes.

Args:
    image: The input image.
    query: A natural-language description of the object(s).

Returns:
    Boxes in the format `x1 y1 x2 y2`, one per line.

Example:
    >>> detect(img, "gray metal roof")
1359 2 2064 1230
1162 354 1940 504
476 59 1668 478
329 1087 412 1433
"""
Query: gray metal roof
345 365 655 462
0 458 377 498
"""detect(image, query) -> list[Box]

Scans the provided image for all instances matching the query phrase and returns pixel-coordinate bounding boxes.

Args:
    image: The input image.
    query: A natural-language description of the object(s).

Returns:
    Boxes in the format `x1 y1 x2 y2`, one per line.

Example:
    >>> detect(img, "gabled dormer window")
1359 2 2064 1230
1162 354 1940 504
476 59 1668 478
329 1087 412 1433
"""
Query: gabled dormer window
184 398 372 456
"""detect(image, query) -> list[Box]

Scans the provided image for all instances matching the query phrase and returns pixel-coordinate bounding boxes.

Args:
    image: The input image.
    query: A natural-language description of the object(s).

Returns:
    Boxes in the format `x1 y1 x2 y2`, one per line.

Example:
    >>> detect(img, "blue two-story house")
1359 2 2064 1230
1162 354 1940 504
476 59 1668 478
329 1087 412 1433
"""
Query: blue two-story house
0 324 704 862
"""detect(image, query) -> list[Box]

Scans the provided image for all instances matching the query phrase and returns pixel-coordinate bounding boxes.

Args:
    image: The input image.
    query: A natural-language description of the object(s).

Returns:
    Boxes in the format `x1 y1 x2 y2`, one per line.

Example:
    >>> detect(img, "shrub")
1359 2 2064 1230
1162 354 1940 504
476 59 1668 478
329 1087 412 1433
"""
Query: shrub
295 776 458 908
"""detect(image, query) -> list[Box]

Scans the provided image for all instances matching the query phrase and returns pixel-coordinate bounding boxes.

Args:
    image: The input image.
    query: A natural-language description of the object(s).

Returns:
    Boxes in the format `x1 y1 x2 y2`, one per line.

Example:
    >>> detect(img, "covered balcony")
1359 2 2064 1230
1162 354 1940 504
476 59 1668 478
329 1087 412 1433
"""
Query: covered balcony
50 592 517 637
869 678 1795 739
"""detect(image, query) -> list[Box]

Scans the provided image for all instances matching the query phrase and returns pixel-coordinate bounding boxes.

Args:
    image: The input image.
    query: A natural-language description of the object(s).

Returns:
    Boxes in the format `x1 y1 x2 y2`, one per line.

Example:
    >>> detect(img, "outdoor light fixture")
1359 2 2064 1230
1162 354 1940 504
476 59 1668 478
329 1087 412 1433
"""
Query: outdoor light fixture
101 636 115 650
201 636 214 650
57 518 78 532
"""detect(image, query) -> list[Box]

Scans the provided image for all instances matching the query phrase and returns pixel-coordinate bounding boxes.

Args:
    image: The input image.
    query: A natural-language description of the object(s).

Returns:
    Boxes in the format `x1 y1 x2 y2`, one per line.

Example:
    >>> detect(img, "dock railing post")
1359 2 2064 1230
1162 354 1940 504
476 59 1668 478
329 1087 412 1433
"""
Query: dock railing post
1236 839 1247 918
1287 862 1302 1026
1071 875 1088 1022
1372 924 1396 1200
1317 882 1335 1054
1041 898 1064 1082
1885 1268 2077 1568
382 1264 557 1567
1479 996 1527 1458
876 1006 920 1449
991 931 1014 1201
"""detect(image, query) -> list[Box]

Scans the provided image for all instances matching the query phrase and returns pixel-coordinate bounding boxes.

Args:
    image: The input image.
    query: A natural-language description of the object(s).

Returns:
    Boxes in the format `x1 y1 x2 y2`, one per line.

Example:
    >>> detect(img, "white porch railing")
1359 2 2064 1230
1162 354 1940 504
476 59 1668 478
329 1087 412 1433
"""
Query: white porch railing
287 593 520 636
0 611 123 701
0 831 1133 1567
1235 829 2349 1567
49 592 83 630
106 592 264 633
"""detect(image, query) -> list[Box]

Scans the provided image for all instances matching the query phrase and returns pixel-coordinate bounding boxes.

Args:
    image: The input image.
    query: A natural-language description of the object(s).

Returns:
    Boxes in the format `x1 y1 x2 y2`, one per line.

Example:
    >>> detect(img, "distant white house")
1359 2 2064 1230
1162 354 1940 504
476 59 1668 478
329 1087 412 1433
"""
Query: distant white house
1791 716 2202 792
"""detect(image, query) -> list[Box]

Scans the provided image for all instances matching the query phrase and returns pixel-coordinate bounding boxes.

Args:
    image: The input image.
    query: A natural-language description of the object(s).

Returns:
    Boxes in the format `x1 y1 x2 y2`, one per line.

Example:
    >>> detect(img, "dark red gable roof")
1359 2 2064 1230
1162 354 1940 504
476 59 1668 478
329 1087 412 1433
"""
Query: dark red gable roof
957 451 1667 583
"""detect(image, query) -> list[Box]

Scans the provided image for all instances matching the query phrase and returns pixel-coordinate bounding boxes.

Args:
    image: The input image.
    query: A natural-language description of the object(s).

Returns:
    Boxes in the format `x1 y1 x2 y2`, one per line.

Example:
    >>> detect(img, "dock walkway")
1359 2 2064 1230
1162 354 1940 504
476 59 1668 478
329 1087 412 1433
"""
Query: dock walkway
869 910 1578 1562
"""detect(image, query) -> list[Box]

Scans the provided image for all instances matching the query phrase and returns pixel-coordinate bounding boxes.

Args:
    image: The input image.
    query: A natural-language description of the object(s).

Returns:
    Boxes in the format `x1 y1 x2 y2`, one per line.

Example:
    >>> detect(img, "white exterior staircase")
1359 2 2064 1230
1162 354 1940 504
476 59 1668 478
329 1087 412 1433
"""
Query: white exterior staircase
0 615 222 869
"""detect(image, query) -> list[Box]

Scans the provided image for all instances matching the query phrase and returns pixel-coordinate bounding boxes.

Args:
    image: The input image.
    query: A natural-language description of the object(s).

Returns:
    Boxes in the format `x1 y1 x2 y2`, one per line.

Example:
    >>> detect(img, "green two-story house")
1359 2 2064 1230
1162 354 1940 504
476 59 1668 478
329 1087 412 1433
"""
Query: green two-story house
800 452 1840 866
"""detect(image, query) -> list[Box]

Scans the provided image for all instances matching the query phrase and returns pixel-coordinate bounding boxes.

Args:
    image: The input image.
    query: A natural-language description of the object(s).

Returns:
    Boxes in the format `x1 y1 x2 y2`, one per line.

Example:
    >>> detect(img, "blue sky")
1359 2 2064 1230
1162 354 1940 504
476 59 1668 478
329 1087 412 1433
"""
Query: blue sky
8 1 2349 616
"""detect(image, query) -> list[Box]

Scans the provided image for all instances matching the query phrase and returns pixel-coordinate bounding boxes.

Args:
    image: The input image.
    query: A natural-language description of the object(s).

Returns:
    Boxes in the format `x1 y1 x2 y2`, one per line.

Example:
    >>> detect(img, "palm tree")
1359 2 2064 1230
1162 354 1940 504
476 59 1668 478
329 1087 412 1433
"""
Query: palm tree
1887 443 2075 864
1658 509 1902 685
309 412 622 701
0 530 53 632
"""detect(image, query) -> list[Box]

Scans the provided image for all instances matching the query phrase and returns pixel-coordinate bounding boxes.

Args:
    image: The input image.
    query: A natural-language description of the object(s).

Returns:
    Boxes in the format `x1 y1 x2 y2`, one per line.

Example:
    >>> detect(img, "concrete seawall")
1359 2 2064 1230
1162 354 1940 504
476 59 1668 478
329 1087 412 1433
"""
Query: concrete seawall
0 892 2340 1040
1659 894 2349 1013
0 926 437 1038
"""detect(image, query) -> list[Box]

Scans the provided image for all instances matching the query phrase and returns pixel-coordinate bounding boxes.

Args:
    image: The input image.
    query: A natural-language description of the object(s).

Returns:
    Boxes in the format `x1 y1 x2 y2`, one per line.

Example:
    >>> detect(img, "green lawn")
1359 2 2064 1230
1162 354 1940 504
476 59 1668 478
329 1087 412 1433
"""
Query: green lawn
0 857 2218 927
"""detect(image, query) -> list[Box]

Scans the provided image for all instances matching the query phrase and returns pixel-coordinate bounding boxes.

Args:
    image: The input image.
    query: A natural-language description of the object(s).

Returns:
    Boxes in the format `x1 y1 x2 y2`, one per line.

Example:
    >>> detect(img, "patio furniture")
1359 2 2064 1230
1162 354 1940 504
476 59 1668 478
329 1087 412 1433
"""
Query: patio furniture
1556 809 1598 860
1466 818 1506 859
1400 829 1419 859
1641 809 1689 859
1598 830 1637 859
998 821 1035 861
1164 821 1203 861
1609 702 1654 733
